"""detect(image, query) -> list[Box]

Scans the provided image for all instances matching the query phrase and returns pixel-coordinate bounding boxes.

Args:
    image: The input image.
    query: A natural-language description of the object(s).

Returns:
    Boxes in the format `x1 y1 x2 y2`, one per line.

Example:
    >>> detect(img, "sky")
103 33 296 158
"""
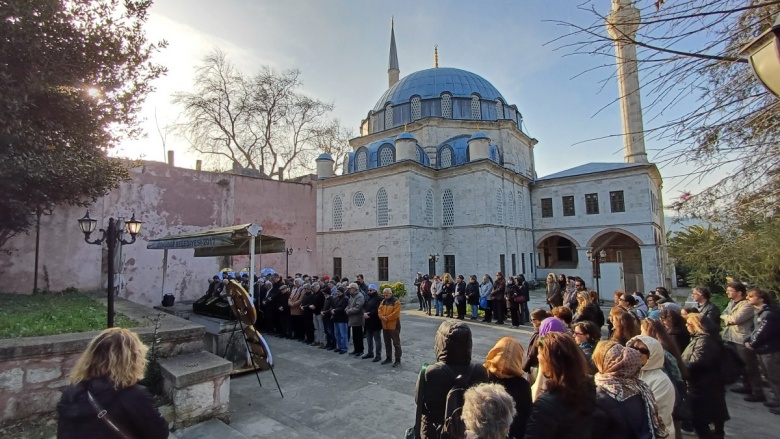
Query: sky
117 0 703 208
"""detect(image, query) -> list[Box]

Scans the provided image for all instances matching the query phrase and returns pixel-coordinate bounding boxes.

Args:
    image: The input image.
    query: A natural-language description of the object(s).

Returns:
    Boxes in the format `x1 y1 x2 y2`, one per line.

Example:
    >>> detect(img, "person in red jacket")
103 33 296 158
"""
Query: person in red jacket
57 328 169 439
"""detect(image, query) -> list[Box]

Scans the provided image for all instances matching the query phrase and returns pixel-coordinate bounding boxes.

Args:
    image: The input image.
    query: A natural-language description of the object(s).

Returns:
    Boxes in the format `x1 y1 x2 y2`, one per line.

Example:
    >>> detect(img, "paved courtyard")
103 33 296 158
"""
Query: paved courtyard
177 293 780 438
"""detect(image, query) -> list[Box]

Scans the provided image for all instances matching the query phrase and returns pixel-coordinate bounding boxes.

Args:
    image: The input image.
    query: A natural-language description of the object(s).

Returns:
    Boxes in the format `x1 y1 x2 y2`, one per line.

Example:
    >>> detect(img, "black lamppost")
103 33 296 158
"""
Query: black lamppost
739 13 780 97
285 247 294 277
77 211 142 327
586 248 607 298
428 253 439 262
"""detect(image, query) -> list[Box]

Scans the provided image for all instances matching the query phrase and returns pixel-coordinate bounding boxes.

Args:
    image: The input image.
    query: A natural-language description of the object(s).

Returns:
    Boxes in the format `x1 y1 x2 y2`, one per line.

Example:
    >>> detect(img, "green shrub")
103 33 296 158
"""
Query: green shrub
379 282 407 299
711 293 730 311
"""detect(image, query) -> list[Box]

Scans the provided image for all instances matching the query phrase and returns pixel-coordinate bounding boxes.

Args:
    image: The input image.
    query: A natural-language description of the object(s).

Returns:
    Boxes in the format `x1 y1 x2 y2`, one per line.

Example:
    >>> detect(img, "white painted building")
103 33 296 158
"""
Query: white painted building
315 14 670 295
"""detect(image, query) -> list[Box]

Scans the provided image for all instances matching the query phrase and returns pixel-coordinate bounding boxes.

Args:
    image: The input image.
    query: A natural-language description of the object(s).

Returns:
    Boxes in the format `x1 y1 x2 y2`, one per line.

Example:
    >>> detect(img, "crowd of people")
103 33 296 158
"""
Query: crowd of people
253 272 403 366
411 279 780 439
412 271 532 327
56 268 779 439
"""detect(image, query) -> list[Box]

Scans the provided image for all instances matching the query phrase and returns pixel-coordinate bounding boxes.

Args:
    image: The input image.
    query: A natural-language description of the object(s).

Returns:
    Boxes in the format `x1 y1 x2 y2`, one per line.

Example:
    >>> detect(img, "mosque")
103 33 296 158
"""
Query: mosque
313 12 670 294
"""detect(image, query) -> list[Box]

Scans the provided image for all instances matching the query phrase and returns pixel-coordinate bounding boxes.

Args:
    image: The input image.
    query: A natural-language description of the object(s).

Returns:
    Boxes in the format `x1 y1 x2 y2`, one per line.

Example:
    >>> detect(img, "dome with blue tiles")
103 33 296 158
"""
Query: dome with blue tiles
373 68 504 112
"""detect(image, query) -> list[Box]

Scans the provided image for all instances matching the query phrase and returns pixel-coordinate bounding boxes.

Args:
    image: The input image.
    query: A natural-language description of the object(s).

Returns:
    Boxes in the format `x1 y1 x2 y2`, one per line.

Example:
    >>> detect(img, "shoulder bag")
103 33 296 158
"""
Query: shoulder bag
86 390 136 439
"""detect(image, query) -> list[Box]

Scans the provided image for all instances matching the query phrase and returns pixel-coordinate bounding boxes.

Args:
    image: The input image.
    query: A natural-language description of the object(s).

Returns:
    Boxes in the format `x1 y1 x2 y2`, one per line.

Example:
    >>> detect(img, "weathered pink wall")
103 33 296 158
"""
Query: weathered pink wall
0 161 317 307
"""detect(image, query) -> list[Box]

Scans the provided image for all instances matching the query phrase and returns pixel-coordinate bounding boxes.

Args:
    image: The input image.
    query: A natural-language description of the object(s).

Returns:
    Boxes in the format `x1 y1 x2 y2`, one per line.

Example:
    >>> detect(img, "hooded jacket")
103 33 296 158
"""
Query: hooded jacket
416 321 488 439
633 335 676 439
57 377 168 439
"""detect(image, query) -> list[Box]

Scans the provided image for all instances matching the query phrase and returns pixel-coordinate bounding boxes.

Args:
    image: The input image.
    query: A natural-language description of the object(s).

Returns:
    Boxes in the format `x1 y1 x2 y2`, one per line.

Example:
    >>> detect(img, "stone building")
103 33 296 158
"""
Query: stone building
315 16 669 294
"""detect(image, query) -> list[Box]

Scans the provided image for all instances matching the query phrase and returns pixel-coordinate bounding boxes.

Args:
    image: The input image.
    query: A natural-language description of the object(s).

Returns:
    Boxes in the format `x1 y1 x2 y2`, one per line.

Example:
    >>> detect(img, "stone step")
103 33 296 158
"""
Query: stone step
174 419 249 439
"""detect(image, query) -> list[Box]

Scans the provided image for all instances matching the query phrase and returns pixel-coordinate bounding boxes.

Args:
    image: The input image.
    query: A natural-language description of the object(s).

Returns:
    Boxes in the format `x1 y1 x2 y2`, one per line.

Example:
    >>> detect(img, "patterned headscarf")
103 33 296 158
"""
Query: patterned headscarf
594 343 668 438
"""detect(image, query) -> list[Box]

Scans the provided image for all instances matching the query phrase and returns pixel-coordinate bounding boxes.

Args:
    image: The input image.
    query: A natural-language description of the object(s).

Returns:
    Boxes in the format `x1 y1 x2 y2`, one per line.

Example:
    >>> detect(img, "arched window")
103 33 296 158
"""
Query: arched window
378 144 395 167
353 192 365 207
471 94 481 120
377 188 389 226
425 189 434 227
333 196 343 230
411 96 421 121
441 93 452 119
385 104 393 129
416 146 423 163
495 99 504 120
442 189 454 226
439 145 454 169
496 188 504 225
355 148 368 171
508 190 515 227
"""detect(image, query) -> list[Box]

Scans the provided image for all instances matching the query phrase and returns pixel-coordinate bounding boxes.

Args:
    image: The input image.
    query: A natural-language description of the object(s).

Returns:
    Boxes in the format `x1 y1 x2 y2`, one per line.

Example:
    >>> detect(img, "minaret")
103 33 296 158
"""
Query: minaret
388 18 399 88
606 0 648 163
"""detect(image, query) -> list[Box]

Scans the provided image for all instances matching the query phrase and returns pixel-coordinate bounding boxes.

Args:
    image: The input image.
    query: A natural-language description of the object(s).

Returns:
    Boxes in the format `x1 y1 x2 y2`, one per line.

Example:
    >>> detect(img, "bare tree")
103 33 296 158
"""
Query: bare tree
549 0 780 223
312 119 353 175
172 50 337 179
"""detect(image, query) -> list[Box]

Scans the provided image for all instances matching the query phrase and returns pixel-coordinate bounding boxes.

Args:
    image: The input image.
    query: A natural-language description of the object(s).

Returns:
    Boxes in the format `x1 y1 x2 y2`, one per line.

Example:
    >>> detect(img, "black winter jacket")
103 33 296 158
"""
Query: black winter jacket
682 331 729 424
466 282 481 305
416 321 488 439
330 294 350 323
363 292 383 331
573 303 600 326
592 390 652 439
57 377 168 439
524 380 595 439
747 304 780 354
488 373 532 439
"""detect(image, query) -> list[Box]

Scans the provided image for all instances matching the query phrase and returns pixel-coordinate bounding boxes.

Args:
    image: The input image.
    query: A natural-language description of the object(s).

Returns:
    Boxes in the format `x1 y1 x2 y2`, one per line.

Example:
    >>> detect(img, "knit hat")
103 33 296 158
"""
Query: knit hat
368 284 378 291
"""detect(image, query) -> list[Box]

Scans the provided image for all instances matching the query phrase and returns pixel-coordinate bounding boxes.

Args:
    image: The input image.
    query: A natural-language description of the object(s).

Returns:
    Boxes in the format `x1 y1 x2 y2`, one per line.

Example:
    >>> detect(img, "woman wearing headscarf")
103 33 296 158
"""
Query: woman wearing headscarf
484 337 532 439
529 317 568 401
592 341 668 439
628 335 677 439
466 275 481 320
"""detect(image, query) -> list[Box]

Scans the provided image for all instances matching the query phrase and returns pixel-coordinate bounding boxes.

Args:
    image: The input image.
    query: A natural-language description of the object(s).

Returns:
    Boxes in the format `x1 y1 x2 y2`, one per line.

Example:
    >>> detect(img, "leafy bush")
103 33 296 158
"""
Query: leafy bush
379 282 407 299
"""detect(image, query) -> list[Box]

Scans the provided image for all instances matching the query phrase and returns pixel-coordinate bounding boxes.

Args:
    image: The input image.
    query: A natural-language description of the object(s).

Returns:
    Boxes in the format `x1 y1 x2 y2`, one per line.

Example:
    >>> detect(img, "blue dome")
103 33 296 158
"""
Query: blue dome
316 153 333 161
469 132 490 141
396 132 416 140
373 67 505 112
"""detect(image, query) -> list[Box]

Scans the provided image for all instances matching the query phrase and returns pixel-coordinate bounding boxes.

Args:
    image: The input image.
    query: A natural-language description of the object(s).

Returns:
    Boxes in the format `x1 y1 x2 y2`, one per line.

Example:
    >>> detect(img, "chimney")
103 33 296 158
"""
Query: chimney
195 160 202 171
167 150 174 167
278 167 284 181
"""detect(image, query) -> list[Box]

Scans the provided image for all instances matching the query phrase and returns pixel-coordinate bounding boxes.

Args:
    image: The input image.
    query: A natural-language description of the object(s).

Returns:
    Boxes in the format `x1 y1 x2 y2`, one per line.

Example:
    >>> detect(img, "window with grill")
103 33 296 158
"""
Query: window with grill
507 191 515 227
377 188 389 226
444 255 455 277
385 104 393 129
378 145 394 167
355 148 368 171
378 257 389 282
441 93 452 118
511 254 516 276
425 189 434 226
499 254 506 276
562 196 575 216
521 253 526 273
541 198 553 218
416 146 423 163
610 190 626 212
530 253 534 272
439 146 453 168
353 192 365 207
517 190 524 227
442 189 454 226
333 257 342 278
471 95 481 120
496 188 504 225
333 196 343 229
495 100 504 119
585 193 599 214
411 96 421 121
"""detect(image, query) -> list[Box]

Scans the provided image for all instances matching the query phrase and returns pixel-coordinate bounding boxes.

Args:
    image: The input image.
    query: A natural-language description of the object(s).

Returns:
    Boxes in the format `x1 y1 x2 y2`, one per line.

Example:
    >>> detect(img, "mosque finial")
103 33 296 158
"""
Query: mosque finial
404 123 408 132
388 19 400 87
434 45 439 68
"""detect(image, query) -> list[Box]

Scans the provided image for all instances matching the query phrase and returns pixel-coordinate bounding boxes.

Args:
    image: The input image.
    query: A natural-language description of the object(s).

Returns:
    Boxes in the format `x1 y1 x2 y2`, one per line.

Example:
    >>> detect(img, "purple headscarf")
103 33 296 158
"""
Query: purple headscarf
539 317 566 336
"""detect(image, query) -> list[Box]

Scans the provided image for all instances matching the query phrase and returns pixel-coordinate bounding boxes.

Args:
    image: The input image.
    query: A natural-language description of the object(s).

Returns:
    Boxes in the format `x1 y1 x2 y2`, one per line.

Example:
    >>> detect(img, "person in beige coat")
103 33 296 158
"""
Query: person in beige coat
628 335 676 439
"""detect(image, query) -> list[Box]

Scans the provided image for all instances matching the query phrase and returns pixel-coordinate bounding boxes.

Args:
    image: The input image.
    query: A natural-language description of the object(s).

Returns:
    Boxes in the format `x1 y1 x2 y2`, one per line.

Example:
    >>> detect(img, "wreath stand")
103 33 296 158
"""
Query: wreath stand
223 280 283 398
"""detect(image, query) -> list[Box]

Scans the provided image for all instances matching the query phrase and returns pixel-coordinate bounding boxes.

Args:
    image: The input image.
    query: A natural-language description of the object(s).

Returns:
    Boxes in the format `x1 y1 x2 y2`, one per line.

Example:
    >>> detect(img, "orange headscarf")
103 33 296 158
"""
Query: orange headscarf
484 336 526 379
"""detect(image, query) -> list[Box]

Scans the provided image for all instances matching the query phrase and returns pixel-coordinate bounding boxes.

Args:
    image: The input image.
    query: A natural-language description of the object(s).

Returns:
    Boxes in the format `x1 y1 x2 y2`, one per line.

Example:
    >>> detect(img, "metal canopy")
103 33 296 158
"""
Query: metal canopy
146 224 286 256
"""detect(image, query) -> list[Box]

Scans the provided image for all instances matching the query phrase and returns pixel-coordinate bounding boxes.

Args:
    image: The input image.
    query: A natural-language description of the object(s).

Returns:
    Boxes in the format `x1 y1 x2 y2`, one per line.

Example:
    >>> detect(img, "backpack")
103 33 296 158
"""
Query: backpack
441 363 476 439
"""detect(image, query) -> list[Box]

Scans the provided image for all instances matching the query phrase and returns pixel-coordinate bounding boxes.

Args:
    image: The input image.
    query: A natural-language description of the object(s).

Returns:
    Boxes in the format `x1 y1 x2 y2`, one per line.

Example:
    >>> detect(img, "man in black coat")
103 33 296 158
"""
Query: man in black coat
454 275 467 320
746 288 780 413
415 321 488 439
693 286 722 335
362 284 384 361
